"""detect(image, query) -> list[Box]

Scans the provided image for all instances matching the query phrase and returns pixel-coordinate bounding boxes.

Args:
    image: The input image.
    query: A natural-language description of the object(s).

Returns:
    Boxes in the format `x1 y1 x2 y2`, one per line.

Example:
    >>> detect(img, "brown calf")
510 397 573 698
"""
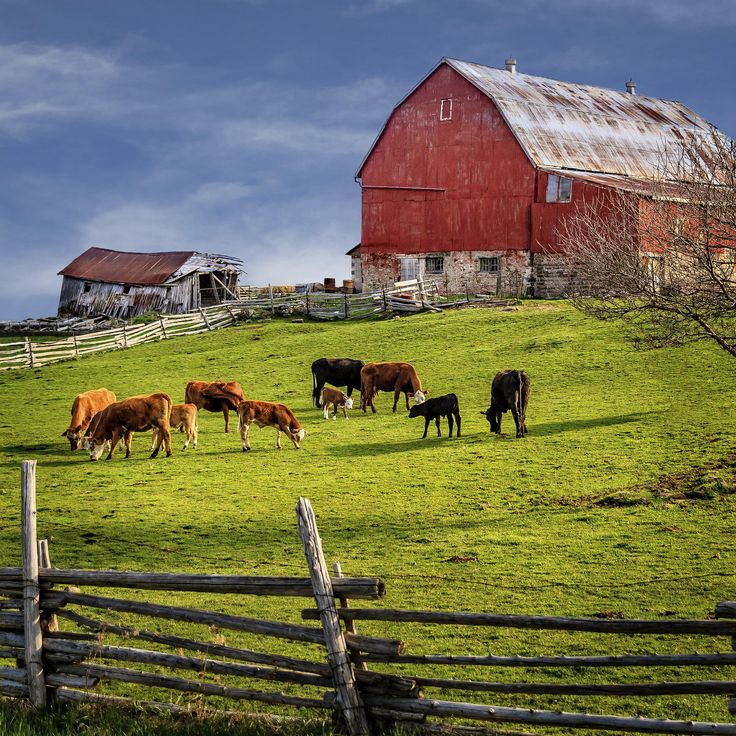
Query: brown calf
152 403 198 450
62 388 117 450
319 386 353 420
360 361 427 413
87 393 172 461
237 400 305 451
185 381 245 433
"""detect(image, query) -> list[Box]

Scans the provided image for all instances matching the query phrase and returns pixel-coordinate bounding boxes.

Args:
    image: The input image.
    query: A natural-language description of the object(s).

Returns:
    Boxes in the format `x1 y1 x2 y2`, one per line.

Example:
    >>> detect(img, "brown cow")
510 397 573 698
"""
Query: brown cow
87 393 172 461
61 388 117 450
152 403 198 450
360 362 427 413
237 400 305 451
319 386 353 420
184 381 245 433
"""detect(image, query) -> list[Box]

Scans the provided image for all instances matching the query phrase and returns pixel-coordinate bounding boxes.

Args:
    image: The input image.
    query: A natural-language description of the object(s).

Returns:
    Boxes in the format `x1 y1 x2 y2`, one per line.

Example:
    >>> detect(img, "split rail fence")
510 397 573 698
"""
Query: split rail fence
0 280 487 371
7 461 736 734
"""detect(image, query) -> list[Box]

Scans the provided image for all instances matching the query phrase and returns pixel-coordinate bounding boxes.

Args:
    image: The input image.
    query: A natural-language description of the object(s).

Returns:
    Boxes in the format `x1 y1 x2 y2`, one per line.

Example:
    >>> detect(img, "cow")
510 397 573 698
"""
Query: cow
152 403 198 450
61 388 117 450
360 362 427 414
311 358 364 407
86 393 173 461
409 393 461 439
481 370 530 438
184 381 245 433
319 386 353 420
237 400 305 451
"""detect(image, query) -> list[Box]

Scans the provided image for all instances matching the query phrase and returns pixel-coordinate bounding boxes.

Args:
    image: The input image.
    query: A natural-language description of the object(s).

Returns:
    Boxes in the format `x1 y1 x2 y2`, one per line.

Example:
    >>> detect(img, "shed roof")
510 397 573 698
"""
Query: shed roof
358 58 720 181
58 247 241 286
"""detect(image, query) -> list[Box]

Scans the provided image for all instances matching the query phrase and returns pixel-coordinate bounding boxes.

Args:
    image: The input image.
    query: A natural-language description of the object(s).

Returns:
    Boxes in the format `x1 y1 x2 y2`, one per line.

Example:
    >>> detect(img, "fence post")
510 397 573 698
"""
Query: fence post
200 308 212 331
333 560 366 671
159 316 168 339
382 288 387 313
21 460 46 709
24 338 36 369
305 292 310 317
296 498 369 736
122 323 129 349
37 539 58 634
72 334 80 360
269 284 275 316
344 292 349 320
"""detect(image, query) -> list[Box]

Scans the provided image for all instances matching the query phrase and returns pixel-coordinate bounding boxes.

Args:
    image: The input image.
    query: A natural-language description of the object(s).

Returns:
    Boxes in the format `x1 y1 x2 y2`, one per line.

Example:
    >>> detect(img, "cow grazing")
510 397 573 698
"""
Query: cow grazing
319 386 354 420
409 393 461 439
61 388 117 450
360 361 427 413
237 400 305 451
481 370 530 438
87 393 173 461
311 358 364 407
152 403 198 450
184 381 245 433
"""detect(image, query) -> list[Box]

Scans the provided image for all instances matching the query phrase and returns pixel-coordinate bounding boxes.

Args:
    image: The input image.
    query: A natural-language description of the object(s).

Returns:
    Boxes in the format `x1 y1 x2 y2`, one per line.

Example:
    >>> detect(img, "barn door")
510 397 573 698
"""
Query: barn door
400 258 419 282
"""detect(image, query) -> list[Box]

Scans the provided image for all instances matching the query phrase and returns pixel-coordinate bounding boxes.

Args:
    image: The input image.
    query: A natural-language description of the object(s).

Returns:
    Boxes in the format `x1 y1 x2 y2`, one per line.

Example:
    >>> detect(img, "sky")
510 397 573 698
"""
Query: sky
0 0 734 320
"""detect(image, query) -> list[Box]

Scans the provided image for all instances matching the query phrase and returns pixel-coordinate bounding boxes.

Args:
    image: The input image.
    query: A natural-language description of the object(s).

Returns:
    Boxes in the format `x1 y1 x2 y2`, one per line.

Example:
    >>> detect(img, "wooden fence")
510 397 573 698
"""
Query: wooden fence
8 461 736 734
0 281 488 371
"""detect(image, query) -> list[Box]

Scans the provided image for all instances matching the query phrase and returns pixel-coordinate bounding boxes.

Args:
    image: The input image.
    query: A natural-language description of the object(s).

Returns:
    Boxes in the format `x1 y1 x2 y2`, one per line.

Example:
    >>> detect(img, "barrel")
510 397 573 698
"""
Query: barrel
324 278 336 293
342 279 354 293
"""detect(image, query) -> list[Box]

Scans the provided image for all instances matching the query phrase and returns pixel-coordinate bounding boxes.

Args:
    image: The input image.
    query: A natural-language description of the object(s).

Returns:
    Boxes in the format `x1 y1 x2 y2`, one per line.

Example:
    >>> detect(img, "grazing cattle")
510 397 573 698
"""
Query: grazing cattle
61 388 116 450
311 358 364 407
237 400 305 451
184 381 245 433
152 403 198 450
319 386 354 420
481 370 530 438
409 393 461 439
87 393 173 461
360 362 427 414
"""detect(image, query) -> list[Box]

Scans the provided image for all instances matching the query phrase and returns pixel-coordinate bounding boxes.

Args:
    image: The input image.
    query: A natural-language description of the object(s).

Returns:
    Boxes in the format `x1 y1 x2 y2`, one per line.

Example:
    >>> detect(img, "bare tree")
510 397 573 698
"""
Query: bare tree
561 130 736 358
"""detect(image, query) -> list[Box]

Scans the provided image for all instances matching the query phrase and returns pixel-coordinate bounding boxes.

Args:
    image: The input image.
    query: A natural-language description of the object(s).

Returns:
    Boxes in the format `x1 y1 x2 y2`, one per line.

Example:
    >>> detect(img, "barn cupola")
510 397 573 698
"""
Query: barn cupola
505 57 517 74
626 78 636 95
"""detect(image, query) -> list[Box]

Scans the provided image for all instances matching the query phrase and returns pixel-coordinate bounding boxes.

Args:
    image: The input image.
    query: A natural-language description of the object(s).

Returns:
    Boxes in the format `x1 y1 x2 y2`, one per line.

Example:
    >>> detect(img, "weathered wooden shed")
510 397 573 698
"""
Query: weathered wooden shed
57 248 242 318
353 57 721 297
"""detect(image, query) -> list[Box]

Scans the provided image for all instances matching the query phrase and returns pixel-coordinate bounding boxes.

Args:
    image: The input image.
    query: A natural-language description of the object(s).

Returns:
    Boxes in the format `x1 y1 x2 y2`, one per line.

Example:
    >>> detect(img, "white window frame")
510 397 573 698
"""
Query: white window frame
546 174 573 203
440 98 453 122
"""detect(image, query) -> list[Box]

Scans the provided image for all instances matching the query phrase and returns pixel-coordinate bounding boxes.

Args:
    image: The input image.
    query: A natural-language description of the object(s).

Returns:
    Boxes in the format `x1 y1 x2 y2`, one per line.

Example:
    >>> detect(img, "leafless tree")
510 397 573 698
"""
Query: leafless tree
561 130 736 359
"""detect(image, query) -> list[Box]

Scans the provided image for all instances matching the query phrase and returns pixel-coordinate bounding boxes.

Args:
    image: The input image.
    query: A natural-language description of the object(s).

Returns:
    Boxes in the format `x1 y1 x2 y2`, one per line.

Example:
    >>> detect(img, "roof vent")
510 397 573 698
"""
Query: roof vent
626 79 636 95
505 57 517 74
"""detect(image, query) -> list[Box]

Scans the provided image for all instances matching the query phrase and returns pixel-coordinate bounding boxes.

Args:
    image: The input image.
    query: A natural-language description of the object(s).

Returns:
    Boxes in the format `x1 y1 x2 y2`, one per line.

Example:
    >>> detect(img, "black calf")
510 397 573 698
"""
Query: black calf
409 393 461 438
481 370 530 438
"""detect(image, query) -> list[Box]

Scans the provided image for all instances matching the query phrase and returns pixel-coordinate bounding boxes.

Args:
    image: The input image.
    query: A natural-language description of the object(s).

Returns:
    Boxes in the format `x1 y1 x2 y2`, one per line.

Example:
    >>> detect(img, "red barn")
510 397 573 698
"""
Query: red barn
351 57 719 297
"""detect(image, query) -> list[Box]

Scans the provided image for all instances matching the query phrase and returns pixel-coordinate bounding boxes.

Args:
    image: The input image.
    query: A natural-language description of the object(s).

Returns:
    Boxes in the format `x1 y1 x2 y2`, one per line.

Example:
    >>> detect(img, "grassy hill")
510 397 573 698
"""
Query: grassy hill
1 301 736 731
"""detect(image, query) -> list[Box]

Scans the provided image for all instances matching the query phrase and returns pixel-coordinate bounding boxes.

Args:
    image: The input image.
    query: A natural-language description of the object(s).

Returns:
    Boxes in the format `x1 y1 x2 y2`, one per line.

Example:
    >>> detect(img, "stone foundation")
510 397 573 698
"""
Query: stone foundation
531 252 572 298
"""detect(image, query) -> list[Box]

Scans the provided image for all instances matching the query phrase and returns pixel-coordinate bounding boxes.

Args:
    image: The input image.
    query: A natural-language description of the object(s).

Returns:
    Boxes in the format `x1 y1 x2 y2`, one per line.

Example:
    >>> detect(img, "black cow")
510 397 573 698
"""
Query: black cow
311 358 364 407
409 393 461 438
481 370 530 438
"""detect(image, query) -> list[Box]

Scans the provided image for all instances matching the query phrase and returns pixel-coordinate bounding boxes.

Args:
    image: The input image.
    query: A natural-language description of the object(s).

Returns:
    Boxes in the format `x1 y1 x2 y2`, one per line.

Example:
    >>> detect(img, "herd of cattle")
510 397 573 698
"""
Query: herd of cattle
61 360 531 461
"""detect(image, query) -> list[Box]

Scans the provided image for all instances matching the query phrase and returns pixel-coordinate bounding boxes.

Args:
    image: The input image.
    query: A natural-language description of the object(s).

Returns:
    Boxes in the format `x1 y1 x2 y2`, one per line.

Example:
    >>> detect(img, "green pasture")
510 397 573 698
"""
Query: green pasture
1 301 736 732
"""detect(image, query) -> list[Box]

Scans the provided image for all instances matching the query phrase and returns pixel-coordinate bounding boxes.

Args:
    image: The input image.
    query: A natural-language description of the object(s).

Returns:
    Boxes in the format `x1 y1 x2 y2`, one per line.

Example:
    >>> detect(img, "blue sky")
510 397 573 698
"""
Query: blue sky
1 0 734 320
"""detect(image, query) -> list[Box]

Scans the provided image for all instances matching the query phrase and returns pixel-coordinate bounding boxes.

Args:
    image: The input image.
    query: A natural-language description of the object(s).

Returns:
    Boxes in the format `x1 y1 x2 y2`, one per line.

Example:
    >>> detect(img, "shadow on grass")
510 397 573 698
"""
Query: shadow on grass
529 411 652 437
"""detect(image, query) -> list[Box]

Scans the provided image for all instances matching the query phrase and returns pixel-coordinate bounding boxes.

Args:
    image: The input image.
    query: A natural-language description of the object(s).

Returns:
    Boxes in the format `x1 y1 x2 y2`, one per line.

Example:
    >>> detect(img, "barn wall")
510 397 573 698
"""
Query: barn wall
360 64 536 256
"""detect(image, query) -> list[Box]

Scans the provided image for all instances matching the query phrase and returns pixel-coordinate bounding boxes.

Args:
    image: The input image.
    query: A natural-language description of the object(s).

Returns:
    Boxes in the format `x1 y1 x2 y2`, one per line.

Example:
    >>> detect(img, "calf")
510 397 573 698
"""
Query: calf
311 358 364 407
62 388 116 450
87 393 172 461
409 393 461 438
152 403 198 450
237 400 305 451
319 386 353 420
360 361 427 413
184 381 245 433
481 370 530 438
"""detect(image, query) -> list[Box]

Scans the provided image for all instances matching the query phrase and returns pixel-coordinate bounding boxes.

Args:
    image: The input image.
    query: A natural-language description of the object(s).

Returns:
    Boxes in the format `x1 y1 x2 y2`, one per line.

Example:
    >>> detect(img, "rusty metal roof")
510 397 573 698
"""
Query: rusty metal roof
445 58 717 179
59 248 200 285
357 57 721 181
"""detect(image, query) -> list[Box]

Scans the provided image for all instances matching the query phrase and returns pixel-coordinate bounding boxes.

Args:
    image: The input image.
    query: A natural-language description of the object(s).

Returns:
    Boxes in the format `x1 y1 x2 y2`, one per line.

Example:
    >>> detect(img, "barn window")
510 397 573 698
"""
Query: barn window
425 256 444 273
439 98 453 121
479 256 499 273
122 285 131 295
83 282 91 293
546 174 573 203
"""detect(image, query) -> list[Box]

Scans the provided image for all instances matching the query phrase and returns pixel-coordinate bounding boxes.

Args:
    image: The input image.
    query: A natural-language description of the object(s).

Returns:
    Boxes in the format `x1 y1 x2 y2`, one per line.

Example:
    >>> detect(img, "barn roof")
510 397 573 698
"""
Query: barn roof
357 57 720 181
58 247 242 286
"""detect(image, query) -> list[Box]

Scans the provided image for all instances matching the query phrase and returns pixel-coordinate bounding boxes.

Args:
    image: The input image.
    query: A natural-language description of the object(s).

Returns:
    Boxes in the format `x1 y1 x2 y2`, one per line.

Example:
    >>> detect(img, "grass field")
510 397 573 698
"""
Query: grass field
1 301 736 733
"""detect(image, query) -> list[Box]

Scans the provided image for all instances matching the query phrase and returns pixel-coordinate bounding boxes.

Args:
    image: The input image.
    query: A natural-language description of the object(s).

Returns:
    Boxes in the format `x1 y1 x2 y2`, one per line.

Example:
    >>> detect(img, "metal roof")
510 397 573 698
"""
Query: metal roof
58 248 241 286
357 57 721 181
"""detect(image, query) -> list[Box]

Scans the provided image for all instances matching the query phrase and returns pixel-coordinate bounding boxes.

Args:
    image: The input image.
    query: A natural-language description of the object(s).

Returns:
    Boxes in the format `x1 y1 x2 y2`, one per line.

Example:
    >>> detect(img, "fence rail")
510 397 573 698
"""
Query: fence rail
6 461 735 734
0 281 492 371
